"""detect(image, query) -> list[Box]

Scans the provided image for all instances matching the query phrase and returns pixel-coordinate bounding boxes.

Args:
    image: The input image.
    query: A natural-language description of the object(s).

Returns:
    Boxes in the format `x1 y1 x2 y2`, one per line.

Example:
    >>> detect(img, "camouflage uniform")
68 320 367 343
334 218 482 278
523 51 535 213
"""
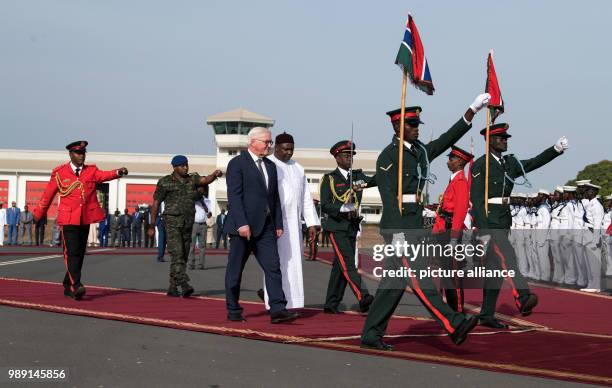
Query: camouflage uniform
153 173 201 289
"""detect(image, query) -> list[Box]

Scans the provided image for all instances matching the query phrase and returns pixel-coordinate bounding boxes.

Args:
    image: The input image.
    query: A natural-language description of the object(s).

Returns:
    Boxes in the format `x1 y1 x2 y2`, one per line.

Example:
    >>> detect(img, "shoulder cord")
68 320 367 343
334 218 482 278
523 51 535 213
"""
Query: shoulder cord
328 175 358 207
503 155 532 188
415 142 437 186
55 173 85 200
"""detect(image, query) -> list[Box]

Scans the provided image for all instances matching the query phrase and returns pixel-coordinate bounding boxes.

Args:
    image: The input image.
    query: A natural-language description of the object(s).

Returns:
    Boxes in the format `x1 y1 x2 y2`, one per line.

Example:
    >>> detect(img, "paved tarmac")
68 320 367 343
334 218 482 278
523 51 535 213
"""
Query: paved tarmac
0 246 599 387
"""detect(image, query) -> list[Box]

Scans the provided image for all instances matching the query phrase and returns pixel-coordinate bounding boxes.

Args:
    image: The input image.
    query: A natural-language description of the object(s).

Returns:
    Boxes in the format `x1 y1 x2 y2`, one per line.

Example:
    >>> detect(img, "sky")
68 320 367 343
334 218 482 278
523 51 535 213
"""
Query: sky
1 0 611 198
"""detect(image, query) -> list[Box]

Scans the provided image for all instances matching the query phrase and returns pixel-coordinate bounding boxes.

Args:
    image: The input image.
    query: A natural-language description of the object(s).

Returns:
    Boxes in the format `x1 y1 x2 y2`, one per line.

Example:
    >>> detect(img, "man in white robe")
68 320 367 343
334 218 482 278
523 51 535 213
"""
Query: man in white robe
261 132 320 309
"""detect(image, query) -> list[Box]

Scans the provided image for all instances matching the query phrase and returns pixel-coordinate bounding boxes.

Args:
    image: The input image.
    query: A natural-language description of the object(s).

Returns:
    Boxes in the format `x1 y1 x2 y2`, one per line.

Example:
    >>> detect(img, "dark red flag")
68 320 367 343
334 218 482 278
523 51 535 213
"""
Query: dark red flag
485 50 504 123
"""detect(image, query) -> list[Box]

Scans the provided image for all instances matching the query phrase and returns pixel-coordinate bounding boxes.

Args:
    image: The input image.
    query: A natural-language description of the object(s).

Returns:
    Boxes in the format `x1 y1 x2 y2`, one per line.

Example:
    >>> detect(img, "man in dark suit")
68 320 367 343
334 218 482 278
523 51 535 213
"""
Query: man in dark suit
224 127 298 324
119 208 132 247
215 209 228 249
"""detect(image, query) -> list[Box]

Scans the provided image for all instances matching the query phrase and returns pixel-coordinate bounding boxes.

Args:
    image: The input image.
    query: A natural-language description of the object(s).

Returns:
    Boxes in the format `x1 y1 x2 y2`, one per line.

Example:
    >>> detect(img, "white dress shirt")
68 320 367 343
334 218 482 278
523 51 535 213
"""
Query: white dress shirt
248 149 269 188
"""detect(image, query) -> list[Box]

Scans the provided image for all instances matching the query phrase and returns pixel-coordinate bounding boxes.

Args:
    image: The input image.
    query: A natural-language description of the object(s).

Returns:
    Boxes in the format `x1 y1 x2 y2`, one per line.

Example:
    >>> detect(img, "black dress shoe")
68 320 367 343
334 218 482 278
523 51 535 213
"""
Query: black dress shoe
323 307 343 314
257 289 265 302
63 289 75 299
519 293 538 316
270 310 299 324
227 313 247 322
167 287 180 297
479 317 509 329
73 285 86 300
181 285 195 298
359 294 374 313
449 315 479 346
360 340 394 351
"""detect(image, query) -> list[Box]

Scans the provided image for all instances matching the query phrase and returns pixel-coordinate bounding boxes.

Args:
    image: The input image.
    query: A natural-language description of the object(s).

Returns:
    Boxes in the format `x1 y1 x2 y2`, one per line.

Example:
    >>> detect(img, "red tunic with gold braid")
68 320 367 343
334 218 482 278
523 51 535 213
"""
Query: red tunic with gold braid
33 163 119 225
432 170 470 239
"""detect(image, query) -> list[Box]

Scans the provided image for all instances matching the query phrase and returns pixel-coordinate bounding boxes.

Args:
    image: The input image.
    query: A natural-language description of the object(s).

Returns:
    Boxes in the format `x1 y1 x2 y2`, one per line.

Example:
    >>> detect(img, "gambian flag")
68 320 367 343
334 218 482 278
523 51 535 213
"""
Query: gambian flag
486 50 504 123
395 14 434 95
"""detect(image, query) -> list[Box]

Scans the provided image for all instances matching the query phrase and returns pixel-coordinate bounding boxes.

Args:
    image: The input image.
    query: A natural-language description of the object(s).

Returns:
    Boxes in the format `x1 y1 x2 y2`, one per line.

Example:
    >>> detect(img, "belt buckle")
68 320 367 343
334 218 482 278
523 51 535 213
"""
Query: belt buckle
502 197 509 205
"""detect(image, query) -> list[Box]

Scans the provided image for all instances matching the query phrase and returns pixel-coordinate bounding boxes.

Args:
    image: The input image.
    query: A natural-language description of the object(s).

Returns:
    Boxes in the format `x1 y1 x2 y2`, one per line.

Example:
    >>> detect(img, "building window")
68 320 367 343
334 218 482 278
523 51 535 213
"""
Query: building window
227 123 239 134
361 207 381 215
228 150 237 156
307 178 320 184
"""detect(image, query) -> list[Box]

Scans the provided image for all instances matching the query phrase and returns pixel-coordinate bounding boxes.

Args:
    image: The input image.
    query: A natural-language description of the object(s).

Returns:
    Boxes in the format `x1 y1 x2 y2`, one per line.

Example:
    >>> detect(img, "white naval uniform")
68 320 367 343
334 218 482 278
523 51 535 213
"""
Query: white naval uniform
550 201 567 283
559 201 577 284
603 209 612 276
535 203 552 281
514 205 530 277
571 200 588 286
525 207 540 279
581 198 605 290
263 155 320 309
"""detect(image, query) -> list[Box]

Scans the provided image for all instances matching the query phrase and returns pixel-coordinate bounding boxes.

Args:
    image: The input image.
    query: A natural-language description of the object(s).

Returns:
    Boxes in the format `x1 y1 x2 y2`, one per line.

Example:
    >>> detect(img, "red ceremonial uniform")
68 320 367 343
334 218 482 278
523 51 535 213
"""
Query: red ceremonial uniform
33 163 119 224
33 161 120 297
433 170 470 239
432 169 470 313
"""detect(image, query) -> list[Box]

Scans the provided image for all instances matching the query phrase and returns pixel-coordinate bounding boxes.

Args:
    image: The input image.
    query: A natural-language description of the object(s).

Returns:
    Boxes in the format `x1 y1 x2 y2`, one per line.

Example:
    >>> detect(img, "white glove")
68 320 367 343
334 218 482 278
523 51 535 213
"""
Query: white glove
554 136 569 153
469 93 491 113
340 203 356 213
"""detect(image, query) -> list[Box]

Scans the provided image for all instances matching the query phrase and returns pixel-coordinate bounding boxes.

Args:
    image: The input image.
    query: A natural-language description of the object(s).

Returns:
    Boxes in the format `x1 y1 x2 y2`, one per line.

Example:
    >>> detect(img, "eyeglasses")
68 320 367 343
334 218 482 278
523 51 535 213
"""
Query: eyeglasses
254 139 274 146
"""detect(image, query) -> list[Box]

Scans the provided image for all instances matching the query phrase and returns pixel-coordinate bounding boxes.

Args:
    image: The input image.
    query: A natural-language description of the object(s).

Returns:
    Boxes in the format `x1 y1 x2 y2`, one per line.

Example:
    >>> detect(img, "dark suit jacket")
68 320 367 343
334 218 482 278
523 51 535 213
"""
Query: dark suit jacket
224 151 283 237
216 213 226 229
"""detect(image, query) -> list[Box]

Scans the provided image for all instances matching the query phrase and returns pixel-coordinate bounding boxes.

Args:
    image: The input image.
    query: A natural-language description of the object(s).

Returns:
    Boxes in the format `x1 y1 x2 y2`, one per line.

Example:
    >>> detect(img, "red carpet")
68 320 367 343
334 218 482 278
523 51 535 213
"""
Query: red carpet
1 277 611 386
316 251 612 335
0 248 229 256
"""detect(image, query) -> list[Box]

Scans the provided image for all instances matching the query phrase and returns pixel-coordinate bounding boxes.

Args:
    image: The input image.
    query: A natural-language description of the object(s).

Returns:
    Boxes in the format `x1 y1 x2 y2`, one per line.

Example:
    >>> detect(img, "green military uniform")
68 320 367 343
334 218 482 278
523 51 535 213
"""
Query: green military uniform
321 141 376 312
153 172 201 292
470 123 563 320
362 108 474 345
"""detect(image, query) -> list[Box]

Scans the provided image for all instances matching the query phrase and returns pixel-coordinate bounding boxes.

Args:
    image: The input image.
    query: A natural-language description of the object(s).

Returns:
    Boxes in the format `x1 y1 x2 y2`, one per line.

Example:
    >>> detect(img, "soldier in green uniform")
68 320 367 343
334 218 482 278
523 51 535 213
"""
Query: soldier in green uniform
321 140 377 314
470 124 568 328
148 155 222 297
361 93 491 351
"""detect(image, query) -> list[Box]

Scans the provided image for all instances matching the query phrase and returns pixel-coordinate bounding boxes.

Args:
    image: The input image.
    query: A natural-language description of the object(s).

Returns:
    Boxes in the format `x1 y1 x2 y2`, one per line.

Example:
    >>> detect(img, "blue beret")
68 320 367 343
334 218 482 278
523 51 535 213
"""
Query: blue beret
171 155 188 167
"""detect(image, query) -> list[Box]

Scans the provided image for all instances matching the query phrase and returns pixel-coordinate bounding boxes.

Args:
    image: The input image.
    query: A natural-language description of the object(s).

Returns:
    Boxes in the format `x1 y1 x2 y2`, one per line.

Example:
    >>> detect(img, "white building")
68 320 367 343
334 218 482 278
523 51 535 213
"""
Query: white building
0 108 382 223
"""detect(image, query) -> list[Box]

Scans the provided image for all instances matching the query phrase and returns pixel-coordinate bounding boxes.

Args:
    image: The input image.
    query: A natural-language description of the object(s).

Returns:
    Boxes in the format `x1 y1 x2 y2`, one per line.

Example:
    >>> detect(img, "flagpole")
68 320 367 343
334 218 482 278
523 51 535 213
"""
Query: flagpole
397 70 408 214
484 109 491 215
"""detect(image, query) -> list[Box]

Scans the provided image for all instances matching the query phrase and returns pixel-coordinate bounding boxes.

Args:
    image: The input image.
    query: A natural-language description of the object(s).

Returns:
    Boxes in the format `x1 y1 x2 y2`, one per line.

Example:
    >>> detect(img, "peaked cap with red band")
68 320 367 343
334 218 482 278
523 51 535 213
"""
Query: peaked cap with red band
447 145 474 162
479 123 511 138
66 140 88 152
386 106 424 124
330 140 356 156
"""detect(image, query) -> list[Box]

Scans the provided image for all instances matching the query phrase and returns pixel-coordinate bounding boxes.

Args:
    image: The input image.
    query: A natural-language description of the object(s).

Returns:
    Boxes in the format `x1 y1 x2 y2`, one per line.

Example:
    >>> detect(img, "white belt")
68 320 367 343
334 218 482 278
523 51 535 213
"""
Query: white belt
488 197 510 205
402 194 419 203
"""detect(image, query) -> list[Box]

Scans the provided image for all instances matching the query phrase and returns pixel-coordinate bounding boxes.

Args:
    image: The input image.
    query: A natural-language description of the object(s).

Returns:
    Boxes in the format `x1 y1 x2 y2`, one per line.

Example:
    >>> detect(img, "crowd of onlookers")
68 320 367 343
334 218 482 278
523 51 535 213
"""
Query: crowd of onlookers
0 202 230 250
0 201 47 246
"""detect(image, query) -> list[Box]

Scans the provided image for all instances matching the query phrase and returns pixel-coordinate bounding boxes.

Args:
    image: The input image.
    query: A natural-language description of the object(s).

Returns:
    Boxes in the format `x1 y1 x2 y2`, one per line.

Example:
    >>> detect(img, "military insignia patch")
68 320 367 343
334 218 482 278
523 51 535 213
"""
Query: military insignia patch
379 163 393 171
63 179 71 183
335 183 346 187
472 172 481 178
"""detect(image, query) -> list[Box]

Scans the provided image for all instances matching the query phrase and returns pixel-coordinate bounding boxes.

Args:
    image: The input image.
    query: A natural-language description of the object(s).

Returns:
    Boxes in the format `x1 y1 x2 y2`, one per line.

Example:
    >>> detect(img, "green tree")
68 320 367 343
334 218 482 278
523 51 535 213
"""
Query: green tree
566 160 612 198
